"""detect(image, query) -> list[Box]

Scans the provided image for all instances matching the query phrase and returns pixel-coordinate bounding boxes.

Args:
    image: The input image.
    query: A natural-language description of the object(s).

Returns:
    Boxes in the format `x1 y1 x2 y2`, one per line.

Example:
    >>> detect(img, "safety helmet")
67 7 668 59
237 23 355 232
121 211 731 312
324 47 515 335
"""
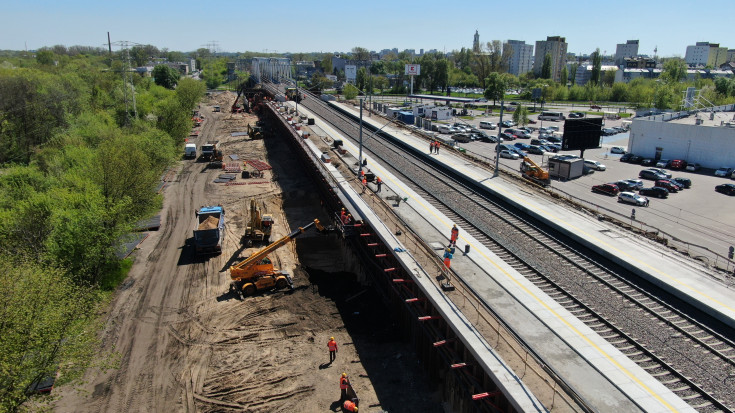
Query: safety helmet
342 372 347 377
453 224 457 228
354 407 358 412
341 208 345 211
330 337 334 340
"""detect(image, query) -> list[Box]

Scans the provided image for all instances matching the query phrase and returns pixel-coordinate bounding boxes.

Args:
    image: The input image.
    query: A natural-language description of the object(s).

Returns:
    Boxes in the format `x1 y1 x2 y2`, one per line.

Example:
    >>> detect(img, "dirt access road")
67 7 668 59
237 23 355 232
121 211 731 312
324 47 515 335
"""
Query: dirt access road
55 92 441 412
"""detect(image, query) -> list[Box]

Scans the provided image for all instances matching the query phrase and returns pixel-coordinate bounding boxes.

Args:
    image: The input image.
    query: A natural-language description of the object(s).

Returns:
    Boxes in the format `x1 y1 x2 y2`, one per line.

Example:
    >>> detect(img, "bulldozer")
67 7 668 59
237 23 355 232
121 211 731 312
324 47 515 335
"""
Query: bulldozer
242 199 274 246
229 219 326 298
247 123 264 140
520 157 551 186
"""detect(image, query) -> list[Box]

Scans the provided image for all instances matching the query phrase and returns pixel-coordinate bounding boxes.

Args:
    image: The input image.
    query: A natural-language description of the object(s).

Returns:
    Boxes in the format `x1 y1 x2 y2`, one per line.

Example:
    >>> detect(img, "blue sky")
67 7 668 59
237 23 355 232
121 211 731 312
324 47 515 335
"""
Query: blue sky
1 0 731 57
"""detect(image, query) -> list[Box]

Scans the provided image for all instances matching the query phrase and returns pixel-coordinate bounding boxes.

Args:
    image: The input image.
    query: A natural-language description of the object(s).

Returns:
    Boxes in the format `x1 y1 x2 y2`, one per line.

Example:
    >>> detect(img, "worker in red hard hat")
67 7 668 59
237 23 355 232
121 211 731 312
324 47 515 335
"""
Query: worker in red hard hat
450 224 459 246
327 336 338 363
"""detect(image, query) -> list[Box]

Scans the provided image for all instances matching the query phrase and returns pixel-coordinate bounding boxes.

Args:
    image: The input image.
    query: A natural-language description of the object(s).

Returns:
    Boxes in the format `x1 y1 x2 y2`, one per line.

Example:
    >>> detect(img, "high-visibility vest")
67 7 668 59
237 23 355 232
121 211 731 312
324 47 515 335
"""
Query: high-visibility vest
377 178 382 184
451 227 459 239
328 340 337 351
343 400 357 411
340 377 349 389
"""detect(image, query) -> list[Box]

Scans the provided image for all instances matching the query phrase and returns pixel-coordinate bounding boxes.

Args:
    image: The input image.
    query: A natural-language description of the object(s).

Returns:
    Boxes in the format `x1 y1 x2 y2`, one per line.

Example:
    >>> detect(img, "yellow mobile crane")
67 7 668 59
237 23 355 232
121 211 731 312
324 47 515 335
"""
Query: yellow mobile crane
520 157 551 186
229 219 325 298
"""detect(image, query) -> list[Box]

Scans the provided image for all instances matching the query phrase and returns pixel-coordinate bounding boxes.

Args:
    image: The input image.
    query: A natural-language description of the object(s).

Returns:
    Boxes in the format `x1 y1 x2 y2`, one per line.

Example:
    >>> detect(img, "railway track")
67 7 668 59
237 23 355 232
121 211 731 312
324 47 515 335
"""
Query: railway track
266 83 735 412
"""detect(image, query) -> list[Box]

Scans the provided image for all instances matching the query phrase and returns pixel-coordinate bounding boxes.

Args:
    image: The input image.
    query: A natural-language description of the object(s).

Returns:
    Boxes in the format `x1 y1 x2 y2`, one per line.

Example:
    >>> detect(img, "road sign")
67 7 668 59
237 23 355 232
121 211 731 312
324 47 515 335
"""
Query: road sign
405 64 421 75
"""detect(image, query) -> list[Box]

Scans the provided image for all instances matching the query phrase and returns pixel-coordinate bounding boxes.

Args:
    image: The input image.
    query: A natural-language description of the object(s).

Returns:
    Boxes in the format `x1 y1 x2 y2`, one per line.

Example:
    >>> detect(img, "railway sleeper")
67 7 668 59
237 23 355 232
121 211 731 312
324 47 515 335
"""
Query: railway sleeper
690 401 713 409
669 384 693 392
680 393 706 401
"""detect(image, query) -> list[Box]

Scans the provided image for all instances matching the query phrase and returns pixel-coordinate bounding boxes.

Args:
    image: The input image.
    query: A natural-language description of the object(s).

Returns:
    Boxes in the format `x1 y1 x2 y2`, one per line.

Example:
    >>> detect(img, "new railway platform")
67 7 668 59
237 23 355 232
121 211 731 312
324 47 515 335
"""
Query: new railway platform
270 97 735 412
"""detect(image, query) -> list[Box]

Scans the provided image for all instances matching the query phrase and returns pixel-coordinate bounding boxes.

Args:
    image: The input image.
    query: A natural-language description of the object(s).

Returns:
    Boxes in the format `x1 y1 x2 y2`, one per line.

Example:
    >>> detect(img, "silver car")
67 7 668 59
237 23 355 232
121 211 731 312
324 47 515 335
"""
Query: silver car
618 192 649 206
499 150 520 160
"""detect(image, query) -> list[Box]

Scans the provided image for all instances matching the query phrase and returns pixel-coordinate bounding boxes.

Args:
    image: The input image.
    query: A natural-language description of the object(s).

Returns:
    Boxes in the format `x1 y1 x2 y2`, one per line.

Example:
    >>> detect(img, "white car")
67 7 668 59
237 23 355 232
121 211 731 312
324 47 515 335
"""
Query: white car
623 179 644 189
499 150 520 160
584 160 606 171
610 146 626 154
618 192 649 206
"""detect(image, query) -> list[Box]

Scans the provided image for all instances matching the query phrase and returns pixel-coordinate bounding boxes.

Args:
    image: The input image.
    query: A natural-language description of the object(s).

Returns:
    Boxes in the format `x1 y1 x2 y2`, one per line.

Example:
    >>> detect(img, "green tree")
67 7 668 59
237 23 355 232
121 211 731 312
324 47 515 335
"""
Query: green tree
36 49 55 65
156 96 191 143
602 69 616 87
356 67 367 93
0 259 99 412
343 83 358 100
560 66 568 86
569 63 578 85
351 47 370 61
590 49 602 85
152 64 180 89
175 77 206 111
484 72 508 105
373 75 389 93
512 104 529 126
660 58 688 84
540 53 552 79
321 54 333 74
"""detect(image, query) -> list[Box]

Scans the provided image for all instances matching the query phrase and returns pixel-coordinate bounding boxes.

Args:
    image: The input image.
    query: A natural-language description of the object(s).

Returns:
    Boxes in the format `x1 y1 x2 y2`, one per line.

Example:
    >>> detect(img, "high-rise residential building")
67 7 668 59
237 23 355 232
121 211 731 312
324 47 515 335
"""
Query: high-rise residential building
533 36 568 82
504 40 534 76
685 42 728 67
473 30 480 53
728 49 735 63
615 40 639 65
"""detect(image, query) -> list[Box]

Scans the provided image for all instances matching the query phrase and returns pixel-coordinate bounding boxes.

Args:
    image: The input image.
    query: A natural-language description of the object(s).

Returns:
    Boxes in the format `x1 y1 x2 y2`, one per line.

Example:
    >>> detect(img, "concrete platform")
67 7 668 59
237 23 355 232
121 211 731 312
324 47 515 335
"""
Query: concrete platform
284 100 706 412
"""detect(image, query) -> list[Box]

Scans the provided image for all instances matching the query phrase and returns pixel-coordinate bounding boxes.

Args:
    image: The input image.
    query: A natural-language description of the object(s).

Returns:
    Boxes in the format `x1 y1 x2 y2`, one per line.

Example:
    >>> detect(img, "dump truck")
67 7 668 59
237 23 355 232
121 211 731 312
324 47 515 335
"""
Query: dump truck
242 199 274 246
230 219 324 297
194 206 225 255
521 157 551 186
200 141 219 161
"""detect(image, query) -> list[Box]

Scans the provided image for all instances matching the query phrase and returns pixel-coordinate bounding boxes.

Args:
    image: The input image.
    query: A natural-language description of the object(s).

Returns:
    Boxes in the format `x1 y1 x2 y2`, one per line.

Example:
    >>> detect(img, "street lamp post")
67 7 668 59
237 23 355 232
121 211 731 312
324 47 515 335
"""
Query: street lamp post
358 98 364 174
494 98 505 177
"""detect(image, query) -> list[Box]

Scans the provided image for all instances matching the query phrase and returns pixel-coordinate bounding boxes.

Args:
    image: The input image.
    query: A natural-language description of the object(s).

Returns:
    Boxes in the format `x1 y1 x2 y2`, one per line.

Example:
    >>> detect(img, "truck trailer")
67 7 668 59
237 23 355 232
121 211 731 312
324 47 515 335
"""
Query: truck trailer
194 206 225 255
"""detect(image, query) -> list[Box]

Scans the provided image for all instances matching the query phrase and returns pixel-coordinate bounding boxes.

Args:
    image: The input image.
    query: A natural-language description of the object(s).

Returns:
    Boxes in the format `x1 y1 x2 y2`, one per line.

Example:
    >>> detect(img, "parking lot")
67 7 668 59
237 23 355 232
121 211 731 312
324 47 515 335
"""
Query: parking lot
443 111 735 261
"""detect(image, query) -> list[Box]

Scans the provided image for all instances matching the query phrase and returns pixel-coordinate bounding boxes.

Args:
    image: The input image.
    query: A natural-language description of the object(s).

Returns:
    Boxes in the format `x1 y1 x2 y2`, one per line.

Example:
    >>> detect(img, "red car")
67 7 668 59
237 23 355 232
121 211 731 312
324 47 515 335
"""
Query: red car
654 180 679 193
669 159 687 169
592 183 620 196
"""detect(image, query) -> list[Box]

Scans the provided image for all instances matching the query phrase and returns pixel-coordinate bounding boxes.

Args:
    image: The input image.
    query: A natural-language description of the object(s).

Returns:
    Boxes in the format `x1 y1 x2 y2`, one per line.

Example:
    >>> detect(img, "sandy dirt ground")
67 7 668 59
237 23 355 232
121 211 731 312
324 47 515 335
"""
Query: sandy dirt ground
54 92 443 413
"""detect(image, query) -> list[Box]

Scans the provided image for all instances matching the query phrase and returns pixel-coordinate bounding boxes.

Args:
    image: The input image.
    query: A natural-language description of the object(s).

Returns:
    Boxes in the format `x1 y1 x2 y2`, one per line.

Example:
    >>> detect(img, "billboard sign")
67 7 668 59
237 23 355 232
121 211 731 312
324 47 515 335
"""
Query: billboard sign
345 65 357 81
562 118 603 151
405 64 421 75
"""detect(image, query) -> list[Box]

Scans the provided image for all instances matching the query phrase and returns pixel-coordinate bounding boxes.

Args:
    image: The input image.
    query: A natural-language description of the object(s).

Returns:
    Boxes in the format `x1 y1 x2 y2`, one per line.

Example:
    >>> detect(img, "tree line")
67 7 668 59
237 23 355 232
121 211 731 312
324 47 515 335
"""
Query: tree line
0 48 205 411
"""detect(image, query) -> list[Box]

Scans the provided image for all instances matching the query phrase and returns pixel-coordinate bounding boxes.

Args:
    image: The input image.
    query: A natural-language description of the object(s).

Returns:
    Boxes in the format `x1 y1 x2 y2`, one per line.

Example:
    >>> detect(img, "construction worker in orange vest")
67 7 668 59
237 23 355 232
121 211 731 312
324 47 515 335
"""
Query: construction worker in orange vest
340 208 346 222
343 398 358 412
327 336 338 363
339 373 350 401
443 247 453 269
450 224 459 246
375 177 382 193
361 177 367 193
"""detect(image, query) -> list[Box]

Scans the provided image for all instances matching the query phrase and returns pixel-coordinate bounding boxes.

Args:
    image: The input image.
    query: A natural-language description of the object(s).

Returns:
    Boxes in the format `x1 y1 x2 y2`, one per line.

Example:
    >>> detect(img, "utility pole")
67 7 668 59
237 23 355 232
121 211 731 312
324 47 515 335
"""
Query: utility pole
494 99 505 177
358 98 364 174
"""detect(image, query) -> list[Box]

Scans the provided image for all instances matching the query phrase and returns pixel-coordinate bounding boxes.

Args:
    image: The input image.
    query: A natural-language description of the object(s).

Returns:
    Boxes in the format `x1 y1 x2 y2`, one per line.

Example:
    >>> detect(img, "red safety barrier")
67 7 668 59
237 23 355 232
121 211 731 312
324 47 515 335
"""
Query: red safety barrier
375 253 387 258
367 243 378 247
472 391 500 401
450 363 467 369
418 316 441 321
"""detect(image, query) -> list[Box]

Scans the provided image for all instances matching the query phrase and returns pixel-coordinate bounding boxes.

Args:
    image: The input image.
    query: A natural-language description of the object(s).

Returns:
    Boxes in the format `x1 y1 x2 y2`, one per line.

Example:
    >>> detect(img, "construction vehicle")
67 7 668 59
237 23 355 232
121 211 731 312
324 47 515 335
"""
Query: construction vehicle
285 87 302 102
247 123 264 139
200 141 219 161
229 219 325 297
520 157 551 186
242 199 274 246
194 206 225 255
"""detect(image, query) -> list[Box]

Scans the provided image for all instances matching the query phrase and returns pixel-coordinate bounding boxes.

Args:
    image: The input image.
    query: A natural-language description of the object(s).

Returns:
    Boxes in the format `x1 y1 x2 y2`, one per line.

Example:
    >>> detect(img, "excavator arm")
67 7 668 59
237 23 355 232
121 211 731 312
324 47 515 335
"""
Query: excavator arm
230 219 323 279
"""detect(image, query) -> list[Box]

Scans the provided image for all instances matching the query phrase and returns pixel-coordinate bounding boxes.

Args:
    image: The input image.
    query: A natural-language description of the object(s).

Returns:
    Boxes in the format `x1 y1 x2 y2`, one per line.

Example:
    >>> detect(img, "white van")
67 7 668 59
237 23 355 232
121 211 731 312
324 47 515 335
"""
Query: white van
538 111 565 121
438 125 452 134
185 143 197 158
479 121 496 130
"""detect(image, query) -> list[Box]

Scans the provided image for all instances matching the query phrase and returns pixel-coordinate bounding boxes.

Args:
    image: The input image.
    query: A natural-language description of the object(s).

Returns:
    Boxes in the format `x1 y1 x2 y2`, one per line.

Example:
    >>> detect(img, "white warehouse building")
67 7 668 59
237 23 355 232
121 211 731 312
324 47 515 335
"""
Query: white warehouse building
629 105 735 169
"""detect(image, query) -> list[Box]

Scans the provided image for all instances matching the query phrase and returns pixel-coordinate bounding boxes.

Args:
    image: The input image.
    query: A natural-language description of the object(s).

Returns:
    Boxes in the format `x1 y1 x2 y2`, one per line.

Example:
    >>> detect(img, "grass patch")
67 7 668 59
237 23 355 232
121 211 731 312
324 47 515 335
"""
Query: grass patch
459 116 474 120
99 258 134 292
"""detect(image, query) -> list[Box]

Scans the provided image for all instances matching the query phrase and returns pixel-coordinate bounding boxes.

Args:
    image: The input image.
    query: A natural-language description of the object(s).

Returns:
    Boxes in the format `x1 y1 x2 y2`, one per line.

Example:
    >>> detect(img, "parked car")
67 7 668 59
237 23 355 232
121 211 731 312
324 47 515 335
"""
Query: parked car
685 163 701 172
715 167 734 177
527 145 546 155
568 112 585 118
639 169 667 180
639 186 669 198
655 180 679 193
590 104 602 110
655 159 670 168
612 180 636 191
480 134 500 143
648 168 672 178
499 132 516 141
623 179 644 189
601 128 617 136
544 144 561 152
592 183 619 195
610 146 626 154
479 121 496 130
715 183 735 195
500 120 515 128
584 160 606 171
546 136 562 144
672 177 691 188
641 158 655 166
618 192 649 206
499 150 520 159
669 159 687 169
658 178 685 190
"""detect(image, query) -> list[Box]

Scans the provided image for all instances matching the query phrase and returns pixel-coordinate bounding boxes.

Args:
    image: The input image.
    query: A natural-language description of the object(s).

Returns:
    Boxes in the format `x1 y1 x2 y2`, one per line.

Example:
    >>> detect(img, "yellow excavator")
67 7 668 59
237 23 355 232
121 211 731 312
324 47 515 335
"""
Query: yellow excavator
229 219 325 298
247 123 263 139
242 199 274 246
521 157 551 186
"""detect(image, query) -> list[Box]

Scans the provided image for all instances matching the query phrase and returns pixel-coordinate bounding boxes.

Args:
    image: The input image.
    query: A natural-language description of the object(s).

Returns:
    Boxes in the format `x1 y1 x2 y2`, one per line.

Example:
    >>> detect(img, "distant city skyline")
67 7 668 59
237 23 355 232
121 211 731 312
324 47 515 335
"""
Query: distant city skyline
1 0 732 58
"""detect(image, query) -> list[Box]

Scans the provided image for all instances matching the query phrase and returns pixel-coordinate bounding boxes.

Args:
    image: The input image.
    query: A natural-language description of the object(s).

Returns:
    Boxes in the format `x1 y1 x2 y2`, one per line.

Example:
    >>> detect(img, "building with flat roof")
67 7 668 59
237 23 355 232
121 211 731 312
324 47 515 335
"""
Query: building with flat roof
685 42 729 67
615 40 639 65
629 104 735 169
574 64 619 86
534 36 568 82
505 40 534 76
